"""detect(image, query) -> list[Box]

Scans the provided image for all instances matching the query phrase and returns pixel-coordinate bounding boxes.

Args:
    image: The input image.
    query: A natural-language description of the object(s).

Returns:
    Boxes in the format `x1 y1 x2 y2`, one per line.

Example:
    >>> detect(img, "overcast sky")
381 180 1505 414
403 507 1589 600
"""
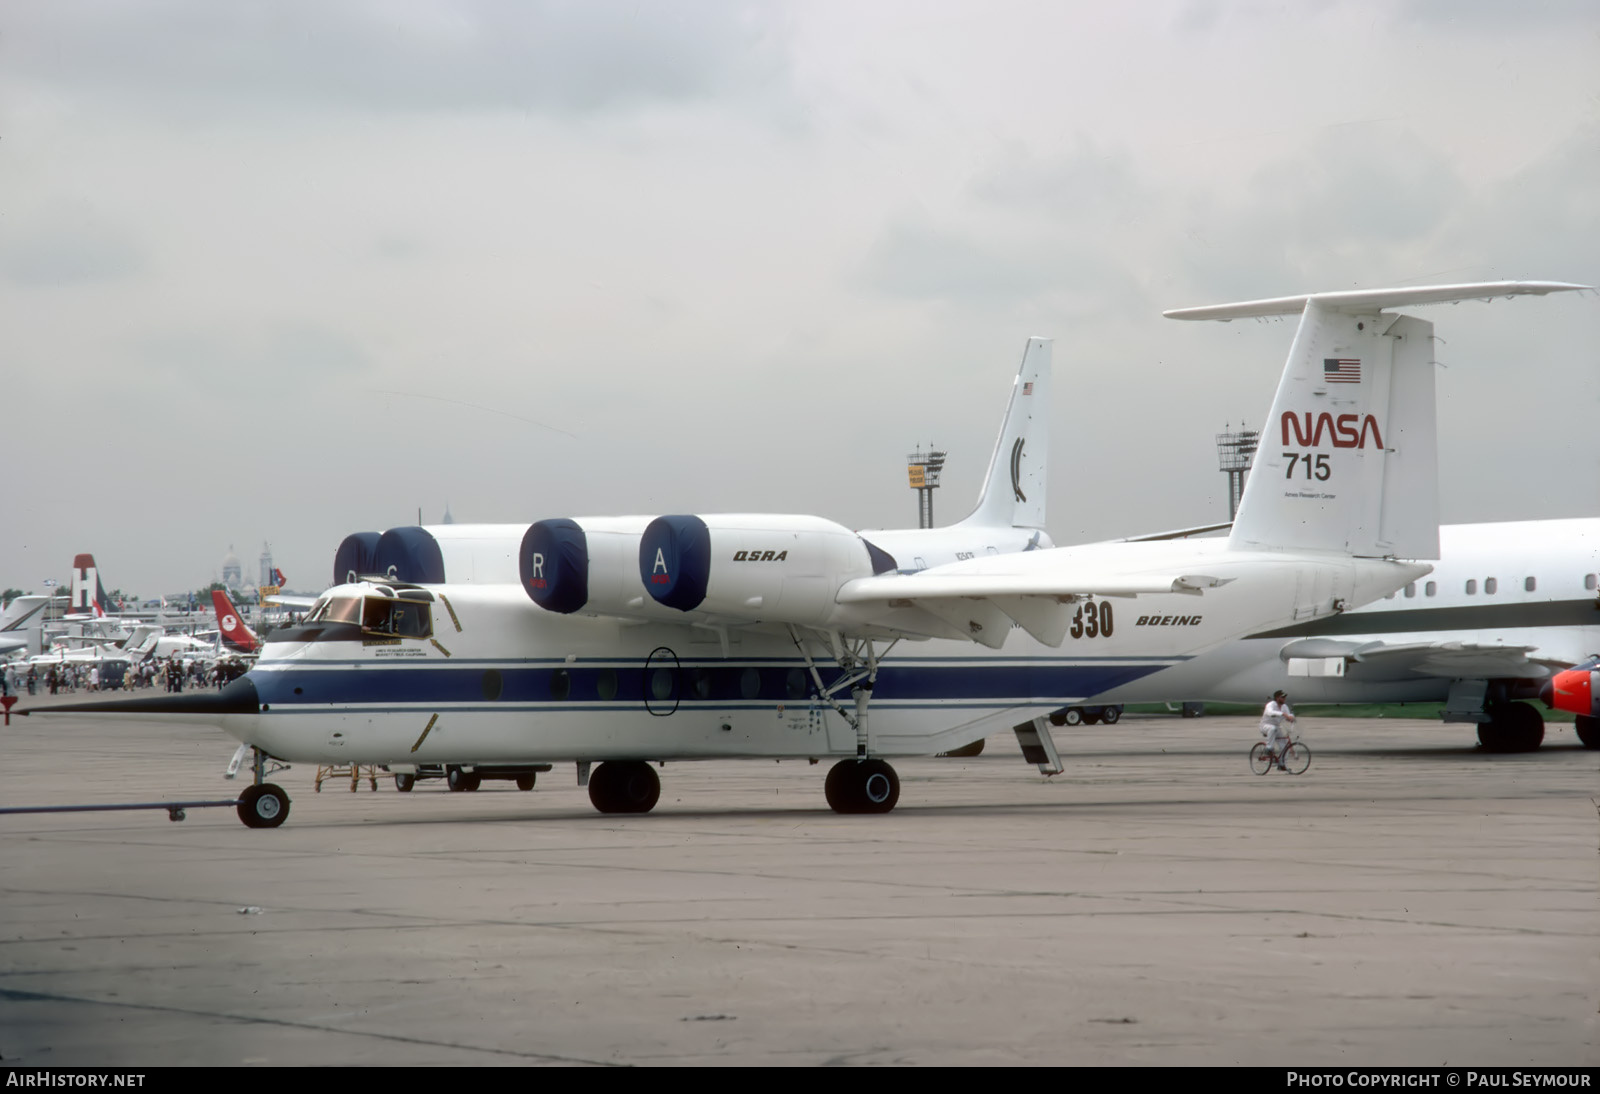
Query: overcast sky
2 1 1596 597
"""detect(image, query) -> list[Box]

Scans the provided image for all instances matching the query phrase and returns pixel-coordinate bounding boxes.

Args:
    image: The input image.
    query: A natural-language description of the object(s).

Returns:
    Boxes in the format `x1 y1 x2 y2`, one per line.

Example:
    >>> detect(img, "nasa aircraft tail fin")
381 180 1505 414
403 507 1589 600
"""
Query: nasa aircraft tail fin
955 337 1050 530
211 589 261 653
1166 282 1588 560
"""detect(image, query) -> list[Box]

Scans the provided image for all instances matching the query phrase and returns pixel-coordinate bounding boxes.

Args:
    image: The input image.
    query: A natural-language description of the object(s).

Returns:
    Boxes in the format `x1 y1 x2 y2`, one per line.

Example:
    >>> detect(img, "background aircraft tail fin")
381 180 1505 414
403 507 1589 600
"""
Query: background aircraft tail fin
956 337 1051 530
70 554 109 617
211 589 261 653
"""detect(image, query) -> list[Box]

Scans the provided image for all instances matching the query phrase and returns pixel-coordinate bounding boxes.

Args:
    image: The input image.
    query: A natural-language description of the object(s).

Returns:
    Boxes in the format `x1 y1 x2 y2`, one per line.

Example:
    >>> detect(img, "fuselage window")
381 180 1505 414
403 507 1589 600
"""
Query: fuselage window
689 668 712 700
597 669 619 701
1424 581 1436 596
650 667 675 701
1403 583 1416 598
1464 579 1476 595
739 667 761 699
1484 577 1497 595
785 668 808 700
1524 577 1536 593
550 669 571 701
1587 574 1597 591
361 597 432 638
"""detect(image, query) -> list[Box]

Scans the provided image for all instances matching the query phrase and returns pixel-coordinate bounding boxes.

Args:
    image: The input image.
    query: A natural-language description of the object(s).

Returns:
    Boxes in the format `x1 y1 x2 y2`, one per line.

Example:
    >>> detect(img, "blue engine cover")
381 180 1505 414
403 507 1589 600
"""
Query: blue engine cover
521 519 588 613
372 526 446 584
639 515 711 612
332 532 381 585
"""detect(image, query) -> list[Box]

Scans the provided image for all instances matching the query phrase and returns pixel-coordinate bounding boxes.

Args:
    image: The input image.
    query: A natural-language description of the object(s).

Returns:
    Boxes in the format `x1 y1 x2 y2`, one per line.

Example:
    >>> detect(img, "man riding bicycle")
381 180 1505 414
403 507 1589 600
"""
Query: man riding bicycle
1259 690 1295 771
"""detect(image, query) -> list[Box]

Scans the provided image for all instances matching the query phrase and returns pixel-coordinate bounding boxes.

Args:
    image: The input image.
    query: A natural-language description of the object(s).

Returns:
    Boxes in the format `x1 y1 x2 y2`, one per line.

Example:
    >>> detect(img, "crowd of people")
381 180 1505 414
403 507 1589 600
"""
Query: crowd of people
0 656 251 697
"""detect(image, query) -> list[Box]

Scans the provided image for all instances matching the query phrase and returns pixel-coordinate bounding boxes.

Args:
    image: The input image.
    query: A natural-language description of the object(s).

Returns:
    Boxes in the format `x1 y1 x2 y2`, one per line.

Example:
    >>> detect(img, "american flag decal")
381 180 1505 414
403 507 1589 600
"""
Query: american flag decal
1323 358 1361 384
1022 382 1033 395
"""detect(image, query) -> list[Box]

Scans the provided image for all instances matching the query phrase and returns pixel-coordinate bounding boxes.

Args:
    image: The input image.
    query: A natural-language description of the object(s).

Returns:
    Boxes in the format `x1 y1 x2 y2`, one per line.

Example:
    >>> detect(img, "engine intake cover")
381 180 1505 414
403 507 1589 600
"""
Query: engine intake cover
640 515 712 612
521 519 588 613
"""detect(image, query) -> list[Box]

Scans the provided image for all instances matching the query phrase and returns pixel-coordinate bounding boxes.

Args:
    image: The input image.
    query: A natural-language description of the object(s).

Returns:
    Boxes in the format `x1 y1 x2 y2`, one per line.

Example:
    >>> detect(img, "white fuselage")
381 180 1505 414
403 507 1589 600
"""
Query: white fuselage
213 542 1425 767
1091 519 1600 705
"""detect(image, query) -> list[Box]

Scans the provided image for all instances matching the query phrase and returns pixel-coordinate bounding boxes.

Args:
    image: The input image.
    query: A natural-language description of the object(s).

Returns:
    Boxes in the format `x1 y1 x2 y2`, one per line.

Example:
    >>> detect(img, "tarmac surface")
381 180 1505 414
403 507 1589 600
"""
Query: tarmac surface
0 698 1595 1067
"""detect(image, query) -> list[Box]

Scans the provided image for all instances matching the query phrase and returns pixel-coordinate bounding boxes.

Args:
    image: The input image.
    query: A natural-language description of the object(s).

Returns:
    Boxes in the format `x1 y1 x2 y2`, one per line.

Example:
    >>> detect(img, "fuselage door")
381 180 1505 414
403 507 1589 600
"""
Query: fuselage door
644 646 680 717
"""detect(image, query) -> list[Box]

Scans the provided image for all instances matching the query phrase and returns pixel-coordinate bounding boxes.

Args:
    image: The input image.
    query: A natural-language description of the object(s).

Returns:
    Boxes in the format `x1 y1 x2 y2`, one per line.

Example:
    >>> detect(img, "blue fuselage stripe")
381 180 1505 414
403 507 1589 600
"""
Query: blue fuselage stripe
251 660 1170 708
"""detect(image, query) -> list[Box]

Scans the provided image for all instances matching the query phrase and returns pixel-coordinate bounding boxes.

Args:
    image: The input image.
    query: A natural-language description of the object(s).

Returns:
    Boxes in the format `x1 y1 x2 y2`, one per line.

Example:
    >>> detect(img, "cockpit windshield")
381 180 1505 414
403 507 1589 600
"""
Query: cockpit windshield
305 597 362 625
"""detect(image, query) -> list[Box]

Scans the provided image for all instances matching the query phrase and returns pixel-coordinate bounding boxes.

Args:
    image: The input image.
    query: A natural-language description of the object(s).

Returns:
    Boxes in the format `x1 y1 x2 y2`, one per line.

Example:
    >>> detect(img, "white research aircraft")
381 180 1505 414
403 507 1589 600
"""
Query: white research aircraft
1082 517 1600 751
38 281 1586 828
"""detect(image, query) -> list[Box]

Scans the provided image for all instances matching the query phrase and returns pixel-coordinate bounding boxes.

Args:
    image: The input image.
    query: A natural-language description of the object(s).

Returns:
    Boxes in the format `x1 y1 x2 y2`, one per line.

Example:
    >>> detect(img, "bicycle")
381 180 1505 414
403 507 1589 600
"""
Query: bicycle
1250 734 1311 775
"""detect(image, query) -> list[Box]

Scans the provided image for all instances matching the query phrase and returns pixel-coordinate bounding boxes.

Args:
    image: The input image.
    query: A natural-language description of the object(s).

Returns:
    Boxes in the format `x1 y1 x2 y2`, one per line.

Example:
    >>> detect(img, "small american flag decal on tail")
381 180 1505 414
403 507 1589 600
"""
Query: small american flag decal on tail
1323 358 1361 384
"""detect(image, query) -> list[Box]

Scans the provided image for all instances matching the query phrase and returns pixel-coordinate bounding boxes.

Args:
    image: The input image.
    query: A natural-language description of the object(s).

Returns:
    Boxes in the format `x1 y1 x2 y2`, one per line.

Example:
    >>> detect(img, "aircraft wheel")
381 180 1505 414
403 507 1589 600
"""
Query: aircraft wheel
937 739 985 758
447 766 482 792
1082 711 1103 725
515 774 537 791
394 774 415 792
588 761 660 814
1576 715 1599 750
238 783 290 829
1100 706 1122 725
1479 702 1544 753
1062 707 1084 726
824 759 900 815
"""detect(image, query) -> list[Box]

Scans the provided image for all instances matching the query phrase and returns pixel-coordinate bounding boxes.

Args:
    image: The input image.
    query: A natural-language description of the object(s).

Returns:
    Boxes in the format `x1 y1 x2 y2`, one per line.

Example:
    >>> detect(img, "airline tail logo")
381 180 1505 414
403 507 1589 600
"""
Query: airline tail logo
211 590 260 652
1280 411 1384 450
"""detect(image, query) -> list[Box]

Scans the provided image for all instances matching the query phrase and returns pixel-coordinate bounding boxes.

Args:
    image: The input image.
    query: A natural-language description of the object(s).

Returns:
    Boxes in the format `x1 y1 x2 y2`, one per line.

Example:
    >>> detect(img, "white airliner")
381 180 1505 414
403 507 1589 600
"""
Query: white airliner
1084 517 1600 751
41 281 1586 828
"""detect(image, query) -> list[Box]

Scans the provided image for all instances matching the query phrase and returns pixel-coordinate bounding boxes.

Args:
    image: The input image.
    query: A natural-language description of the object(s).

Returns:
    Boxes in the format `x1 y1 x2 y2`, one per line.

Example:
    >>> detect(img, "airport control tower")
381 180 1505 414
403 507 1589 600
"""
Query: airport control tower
1215 423 1259 521
907 447 946 529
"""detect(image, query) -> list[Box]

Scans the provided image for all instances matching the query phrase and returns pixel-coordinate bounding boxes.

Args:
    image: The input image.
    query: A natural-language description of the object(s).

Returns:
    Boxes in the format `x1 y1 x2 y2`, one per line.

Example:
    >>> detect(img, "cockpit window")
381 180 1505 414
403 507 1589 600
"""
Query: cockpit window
317 597 362 625
362 597 432 638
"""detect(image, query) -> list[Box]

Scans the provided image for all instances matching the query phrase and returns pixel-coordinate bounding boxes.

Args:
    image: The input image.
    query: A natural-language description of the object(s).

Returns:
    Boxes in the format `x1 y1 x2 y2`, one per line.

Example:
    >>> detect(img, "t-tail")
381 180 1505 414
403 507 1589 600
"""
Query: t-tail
954 336 1050 531
211 589 261 653
1167 282 1590 559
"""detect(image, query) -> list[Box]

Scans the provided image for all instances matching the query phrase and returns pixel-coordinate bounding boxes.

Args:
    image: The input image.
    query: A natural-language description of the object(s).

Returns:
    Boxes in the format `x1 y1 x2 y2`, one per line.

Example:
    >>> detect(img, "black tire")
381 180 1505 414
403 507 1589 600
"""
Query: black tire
824 759 900 814
1479 702 1545 753
1283 741 1311 775
1576 715 1599 750
394 773 415 792
447 766 482 792
515 774 537 791
1249 742 1273 776
588 761 660 814
1063 707 1084 726
937 739 986 758
237 783 290 829
1100 706 1122 725
1082 711 1103 725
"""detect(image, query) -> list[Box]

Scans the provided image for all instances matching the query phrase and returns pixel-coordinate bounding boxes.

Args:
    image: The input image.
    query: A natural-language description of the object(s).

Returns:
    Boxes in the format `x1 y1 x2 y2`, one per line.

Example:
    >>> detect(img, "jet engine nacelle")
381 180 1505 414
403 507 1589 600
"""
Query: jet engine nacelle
1547 658 1599 717
639 514 895 626
520 516 658 616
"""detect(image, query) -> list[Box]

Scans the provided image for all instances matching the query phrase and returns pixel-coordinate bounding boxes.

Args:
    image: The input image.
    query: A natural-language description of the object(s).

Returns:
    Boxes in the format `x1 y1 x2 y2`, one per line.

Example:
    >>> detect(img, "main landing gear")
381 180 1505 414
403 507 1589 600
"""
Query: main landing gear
237 748 291 829
588 761 661 814
824 759 900 814
1476 701 1545 753
1576 715 1598 750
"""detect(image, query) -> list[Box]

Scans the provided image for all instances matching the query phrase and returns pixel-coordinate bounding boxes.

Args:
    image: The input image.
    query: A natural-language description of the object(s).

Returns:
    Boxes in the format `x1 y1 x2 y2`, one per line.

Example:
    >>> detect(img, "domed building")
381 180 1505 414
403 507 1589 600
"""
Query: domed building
221 545 243 591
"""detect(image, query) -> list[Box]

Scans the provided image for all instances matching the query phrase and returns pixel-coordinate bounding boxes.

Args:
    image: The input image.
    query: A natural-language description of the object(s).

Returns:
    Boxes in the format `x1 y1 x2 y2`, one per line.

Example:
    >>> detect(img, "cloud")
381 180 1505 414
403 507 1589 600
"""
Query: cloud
7 1 794 117
0 203 147 287
136 321 372 397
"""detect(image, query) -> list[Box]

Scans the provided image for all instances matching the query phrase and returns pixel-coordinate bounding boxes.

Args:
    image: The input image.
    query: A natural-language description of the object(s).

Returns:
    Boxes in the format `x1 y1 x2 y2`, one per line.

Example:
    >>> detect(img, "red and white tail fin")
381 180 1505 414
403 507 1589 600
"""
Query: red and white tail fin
70 553 110 617
211 589 261 653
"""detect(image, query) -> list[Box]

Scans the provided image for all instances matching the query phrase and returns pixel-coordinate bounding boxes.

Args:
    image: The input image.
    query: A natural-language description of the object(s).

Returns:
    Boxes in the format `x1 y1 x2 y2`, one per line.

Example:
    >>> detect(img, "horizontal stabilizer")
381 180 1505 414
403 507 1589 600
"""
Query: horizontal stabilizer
1164 281 1589 322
